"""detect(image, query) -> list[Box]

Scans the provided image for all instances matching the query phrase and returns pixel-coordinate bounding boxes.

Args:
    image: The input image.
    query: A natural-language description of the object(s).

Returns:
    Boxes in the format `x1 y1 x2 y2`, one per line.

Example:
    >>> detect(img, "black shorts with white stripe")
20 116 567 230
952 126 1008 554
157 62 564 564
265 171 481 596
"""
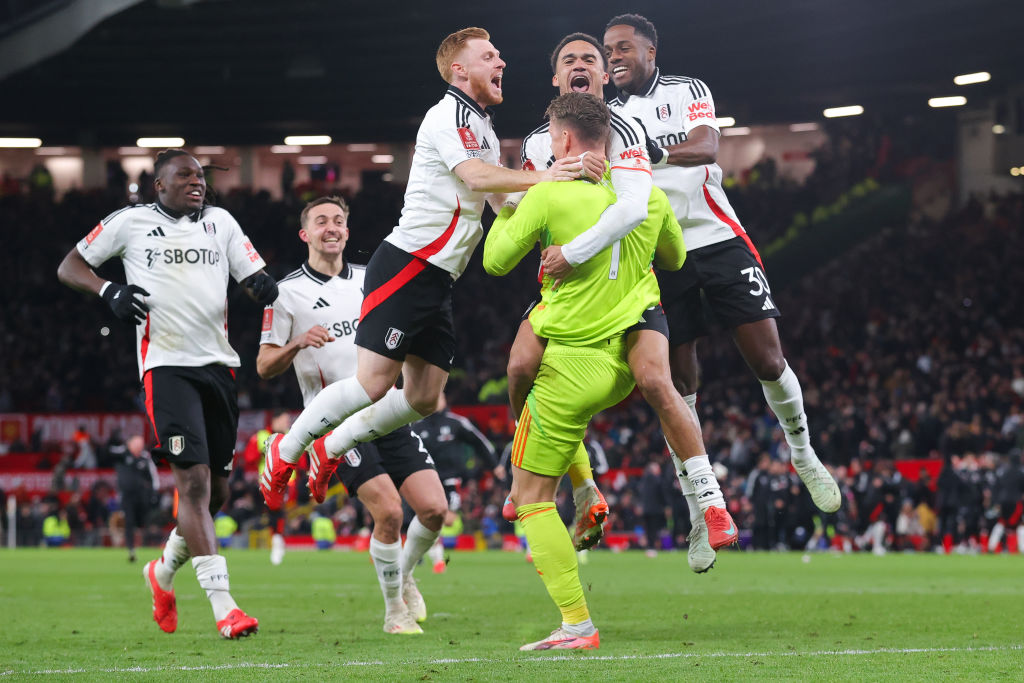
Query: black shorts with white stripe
354 241 455 371
657 236 781 345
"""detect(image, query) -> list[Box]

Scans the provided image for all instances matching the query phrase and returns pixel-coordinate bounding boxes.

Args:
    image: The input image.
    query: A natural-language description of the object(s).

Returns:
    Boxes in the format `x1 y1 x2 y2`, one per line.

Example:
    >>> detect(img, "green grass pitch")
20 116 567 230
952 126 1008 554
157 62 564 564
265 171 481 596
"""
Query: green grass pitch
1 548 1021 680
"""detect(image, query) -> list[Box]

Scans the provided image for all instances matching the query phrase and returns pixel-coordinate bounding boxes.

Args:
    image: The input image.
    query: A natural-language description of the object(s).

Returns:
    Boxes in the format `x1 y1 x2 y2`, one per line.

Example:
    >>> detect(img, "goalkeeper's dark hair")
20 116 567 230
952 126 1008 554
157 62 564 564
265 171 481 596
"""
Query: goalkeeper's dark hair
605 13 658 48
549 32 606 73
545 92 611 145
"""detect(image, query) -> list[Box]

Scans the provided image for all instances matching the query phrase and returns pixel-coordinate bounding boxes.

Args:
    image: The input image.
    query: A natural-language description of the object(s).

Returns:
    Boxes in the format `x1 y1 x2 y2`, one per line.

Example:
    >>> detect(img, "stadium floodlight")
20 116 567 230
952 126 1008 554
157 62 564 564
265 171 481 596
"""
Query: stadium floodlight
993 124 1006 134
954 72 990 86
0 137 42 148
372 154 395 164
928 96 967 108
718 116 736 128
284 135 331 146
721 127 751 136
35 147 68 155
1012 167 1021 177
137 137 185 147
118 146 151 155
789 122 819 132
823 105 863 118
298 155 328 165
193 146 226 155
271 145 302 154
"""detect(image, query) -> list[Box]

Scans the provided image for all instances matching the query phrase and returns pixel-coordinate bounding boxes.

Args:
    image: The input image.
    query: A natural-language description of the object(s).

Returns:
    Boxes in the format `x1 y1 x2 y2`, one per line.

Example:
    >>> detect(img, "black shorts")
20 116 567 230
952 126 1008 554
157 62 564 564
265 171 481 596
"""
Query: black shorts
334 428 437 495
355 241 456 371
143 365 238 476
657 236 781 345
523 300 668 340
624 303 670 339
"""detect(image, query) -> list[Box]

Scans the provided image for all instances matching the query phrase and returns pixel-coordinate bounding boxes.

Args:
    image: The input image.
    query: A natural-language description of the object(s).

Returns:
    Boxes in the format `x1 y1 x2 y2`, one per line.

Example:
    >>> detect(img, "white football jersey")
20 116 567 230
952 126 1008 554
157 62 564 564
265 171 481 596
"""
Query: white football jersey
384 85 501 279
519 110 648 173
259 261 364 407
609 68 748 251
77 203 265 378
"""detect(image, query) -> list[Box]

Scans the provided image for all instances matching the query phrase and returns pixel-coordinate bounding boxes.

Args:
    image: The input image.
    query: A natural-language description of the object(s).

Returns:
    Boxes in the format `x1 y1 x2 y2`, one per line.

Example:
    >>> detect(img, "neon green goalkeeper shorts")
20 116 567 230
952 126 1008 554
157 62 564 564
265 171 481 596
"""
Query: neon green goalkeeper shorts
510 336 635 477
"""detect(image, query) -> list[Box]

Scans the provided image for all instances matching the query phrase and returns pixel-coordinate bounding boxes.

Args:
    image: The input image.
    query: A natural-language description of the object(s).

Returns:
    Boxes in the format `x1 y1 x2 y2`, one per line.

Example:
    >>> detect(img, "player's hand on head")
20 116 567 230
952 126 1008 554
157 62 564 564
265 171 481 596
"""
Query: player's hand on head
578 150 606 181
102 282 150 324
541 245 573 280
298 325 334 349
544 156 584 182
243 271 279 305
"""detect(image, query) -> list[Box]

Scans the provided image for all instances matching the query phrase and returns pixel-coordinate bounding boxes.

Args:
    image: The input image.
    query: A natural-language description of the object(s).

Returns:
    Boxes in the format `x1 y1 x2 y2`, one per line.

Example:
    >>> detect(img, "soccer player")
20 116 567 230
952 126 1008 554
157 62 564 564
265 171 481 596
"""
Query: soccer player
412 393 503 572
561 14 842 515
257 196 449 634
240 409 292 565
259 27 602 510
483 92 690 651
57 149 277 639
511 32 728 569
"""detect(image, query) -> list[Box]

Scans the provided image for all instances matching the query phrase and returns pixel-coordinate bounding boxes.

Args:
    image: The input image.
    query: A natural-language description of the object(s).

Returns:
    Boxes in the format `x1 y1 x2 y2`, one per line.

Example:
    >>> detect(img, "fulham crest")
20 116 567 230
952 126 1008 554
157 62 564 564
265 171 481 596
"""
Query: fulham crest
385 327 405 350
657 103 671 121
168 435 185 455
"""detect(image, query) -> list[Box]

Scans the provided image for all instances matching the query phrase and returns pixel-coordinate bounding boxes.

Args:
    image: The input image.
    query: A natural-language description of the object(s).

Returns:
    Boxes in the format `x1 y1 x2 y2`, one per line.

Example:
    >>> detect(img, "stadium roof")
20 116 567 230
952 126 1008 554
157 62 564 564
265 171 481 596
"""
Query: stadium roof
0 0 1021 146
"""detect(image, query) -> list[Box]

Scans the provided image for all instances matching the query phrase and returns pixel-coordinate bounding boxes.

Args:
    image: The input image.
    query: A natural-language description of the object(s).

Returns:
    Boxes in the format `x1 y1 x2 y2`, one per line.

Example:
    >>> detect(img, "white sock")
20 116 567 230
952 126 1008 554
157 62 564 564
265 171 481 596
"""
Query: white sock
1017 525 1024 552
684 455 725 511
369 536 404 612
324 388 426 458
666 442 702 527
760 362 813 460
279 376 372 462
154 527 190 590
572 478 597 510
401 516 440 578
427 538 445 565
989 523 1005 552
192 554 238 621
562 618 596 637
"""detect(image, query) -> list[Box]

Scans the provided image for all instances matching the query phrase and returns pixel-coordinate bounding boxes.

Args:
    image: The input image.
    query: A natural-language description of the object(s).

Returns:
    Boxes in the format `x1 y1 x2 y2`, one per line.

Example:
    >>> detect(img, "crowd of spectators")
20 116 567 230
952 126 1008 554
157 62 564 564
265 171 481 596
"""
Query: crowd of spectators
2 116 1022 554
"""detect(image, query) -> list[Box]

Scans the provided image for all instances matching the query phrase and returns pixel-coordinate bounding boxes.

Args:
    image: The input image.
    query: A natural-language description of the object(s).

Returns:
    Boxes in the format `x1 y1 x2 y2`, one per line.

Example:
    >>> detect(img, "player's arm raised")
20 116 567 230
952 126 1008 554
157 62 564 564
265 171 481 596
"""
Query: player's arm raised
483 190 548 276
257 325 334 379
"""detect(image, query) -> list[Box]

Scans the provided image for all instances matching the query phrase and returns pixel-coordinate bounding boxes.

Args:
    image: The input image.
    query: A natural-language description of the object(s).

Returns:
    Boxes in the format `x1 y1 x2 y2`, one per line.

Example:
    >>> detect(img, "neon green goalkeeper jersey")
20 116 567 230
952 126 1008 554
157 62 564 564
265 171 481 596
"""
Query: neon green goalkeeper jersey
483 169 685 345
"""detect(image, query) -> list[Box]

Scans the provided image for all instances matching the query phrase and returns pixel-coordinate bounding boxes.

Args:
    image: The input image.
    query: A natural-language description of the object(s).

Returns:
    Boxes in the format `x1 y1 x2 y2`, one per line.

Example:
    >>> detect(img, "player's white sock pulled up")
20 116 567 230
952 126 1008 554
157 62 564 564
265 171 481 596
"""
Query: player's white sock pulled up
667 447 702 527
279 376 372 462
369 536 405 612
192 554 238 621
401 515 440 577
684 455 725 511
324 388 426 458
154 526 190 590
760 362 813 463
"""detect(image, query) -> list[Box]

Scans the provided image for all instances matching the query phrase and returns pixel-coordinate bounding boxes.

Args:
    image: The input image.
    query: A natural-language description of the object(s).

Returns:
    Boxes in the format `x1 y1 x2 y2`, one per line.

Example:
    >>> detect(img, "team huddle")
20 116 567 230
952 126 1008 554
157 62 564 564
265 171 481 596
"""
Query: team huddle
58 14 840 650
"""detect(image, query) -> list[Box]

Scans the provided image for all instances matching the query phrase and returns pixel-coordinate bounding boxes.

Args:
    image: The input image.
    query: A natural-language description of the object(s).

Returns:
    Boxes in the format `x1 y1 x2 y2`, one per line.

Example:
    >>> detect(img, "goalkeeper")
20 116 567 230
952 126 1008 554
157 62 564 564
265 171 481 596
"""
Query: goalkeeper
483 92 683 651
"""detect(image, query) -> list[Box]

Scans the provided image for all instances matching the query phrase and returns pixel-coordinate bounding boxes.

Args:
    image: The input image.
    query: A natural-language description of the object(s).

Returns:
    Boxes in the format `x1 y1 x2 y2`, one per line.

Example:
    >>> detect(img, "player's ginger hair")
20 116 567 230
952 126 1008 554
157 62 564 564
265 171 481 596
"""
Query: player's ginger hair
436 27 489 83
